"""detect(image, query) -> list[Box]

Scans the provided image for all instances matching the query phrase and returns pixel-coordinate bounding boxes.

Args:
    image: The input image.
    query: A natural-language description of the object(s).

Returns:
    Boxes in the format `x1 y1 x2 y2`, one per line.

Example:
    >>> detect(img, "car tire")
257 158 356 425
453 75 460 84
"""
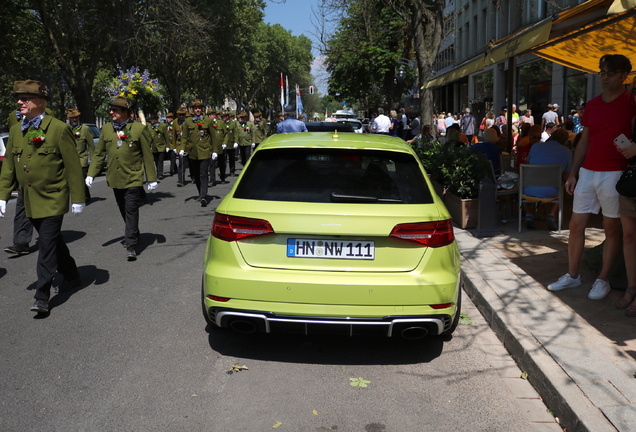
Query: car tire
440 285 462 337
201 282 217 327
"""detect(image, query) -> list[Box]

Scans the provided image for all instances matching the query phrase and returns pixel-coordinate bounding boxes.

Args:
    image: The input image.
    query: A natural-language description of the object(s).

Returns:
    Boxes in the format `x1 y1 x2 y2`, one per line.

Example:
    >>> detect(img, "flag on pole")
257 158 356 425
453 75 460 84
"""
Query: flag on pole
296 85 303 117
280 73 284 113
285 76 289 106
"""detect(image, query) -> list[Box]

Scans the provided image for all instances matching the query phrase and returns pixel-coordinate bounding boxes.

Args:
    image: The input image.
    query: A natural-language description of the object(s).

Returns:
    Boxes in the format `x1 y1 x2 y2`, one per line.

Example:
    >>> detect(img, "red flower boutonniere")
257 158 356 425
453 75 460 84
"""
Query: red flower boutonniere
73 131 81 137
197 122 204 128
117 130 128 140
244 127 250 132
26 129 46 145
213 124 218 129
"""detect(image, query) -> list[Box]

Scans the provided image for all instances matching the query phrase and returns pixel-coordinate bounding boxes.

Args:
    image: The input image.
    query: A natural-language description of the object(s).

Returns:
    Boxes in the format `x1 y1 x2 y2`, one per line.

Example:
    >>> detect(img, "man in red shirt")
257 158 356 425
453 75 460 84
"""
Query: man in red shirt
548 54 636 300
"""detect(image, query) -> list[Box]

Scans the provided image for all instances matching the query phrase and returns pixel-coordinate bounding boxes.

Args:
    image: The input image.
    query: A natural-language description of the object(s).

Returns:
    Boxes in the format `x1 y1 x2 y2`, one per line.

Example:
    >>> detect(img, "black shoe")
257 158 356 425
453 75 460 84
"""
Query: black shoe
200 198 208 207
4 244 30 255
158 175 164 180
208 182 214 187
30 299 49 314
547 215 558 231
525 215 537 230
121 240 127 248
126 247 137 261
56 276 82 294
177 182 183 187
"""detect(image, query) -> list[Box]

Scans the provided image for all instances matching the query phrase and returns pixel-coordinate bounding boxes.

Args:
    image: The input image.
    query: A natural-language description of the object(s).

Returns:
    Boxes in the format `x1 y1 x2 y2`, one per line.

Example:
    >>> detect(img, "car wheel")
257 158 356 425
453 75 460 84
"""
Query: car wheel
201 282 216 327
440 286 462 337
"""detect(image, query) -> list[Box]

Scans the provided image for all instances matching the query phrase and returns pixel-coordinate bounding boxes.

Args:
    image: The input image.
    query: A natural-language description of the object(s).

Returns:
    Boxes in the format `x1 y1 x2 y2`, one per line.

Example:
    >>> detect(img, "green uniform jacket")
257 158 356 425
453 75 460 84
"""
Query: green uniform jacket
0 116 85 218
151 123 170 152
71 123 94 167
172 119 185 152
237 121 255 147
211 119 226 154
251 120 267 144
88 121 157 188
223 119 240 147
182 117 214 160
166 122 176 150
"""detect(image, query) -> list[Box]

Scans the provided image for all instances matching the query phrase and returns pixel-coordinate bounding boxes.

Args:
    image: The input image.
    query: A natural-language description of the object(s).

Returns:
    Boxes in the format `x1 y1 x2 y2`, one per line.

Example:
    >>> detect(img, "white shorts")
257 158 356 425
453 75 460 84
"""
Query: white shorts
572 167 621 218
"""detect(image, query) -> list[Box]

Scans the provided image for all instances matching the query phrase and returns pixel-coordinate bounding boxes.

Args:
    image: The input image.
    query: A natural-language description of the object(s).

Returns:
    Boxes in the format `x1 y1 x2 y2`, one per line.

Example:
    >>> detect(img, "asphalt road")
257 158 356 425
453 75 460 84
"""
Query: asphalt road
0 164 557 432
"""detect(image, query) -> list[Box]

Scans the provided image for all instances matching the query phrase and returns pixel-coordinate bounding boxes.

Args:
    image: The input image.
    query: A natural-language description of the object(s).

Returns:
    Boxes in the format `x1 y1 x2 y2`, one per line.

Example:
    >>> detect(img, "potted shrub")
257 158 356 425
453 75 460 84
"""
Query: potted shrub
416 141 490 229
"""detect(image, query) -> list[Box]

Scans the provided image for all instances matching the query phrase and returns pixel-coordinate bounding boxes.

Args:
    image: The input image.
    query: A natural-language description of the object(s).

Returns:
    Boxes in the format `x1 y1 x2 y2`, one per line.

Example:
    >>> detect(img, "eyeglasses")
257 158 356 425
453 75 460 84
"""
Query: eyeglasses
598 70 623 78
14 96 37 102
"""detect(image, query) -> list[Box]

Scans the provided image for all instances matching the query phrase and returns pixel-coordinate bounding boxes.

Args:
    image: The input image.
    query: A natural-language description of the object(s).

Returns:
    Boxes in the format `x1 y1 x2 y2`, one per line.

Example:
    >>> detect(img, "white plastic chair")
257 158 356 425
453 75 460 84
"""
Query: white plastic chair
518 164 563 233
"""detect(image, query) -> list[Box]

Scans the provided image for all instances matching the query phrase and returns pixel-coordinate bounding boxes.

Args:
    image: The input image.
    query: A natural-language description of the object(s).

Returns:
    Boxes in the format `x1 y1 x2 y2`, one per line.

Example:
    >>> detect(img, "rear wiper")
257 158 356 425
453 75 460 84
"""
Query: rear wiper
330 193 402 203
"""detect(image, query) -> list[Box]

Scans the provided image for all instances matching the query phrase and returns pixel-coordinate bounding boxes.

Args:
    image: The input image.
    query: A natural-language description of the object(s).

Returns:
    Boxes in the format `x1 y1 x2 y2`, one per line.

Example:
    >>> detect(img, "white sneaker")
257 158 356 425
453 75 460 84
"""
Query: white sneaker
588 279 611 300
547 273 581 291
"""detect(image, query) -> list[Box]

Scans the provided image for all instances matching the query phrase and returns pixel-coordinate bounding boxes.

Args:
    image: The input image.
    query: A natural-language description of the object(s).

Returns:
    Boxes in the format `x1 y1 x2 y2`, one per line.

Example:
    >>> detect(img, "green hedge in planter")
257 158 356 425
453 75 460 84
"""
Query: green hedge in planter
416 142 491 199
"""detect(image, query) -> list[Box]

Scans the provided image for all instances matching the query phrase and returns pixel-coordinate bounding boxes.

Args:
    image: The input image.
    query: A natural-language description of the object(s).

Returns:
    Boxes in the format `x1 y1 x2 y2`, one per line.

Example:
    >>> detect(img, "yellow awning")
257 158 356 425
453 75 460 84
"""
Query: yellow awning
485 19 553 65
532 1 636 76
423 56 484 89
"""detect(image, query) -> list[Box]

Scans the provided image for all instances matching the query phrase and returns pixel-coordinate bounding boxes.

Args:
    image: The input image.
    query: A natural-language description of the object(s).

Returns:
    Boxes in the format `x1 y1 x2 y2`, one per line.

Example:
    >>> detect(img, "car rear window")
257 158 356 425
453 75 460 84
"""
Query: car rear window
234 148 433 204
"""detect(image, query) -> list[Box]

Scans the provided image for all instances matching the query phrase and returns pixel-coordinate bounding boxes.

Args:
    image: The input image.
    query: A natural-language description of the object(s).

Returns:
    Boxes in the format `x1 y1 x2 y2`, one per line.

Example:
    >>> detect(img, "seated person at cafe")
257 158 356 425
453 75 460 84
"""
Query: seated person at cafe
523 128 572 230
470 127 502 172
445 123 468 147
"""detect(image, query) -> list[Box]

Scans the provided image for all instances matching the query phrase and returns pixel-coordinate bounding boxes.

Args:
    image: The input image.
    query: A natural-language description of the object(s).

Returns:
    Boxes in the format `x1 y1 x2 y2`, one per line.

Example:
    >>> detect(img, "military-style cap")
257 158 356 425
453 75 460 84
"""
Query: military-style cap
67 108 81 117
110 96 133 111
206 108 215 115
191 99 204 107
166 112 174 117
253 111 262 117
13 80 50 100
176 107 187 115
238 111 248 118
221 111 229 117
215 110 224 116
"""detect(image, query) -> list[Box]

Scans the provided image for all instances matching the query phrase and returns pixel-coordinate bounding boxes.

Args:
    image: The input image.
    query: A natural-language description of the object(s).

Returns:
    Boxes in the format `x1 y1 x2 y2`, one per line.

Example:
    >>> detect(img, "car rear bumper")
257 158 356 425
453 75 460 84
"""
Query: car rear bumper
206 307 455 338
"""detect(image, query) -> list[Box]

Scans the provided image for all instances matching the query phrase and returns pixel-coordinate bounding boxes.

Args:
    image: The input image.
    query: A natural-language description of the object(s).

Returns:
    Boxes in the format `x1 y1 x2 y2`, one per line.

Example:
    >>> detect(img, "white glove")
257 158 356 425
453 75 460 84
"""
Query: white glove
173 148 178 153
233 143 239 149
179 150 185 156
251 143 256 148
222 144 227 150
147 182 158 191
165 147 170 153
212 152 218 160
85 176 93 188
71 203 84 215
0 199 6 217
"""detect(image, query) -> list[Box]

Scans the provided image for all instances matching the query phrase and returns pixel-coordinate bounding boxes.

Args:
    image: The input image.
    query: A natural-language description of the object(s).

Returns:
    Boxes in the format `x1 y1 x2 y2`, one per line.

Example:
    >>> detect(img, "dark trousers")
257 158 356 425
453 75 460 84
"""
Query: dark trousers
209 154 227 183
113 187 142 248
177 153 189 185
153 152 165 178
189 157 209 200
239 145 251 165
169 151 177 175
13 191 33 246
31 215 78 301
225 148 236 174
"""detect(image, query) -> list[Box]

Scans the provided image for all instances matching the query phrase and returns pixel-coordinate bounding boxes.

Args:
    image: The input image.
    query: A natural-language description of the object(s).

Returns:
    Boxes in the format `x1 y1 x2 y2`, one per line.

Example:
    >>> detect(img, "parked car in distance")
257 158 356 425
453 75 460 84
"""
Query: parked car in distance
202 131 462 340
337 119 364 133
304 121 355 133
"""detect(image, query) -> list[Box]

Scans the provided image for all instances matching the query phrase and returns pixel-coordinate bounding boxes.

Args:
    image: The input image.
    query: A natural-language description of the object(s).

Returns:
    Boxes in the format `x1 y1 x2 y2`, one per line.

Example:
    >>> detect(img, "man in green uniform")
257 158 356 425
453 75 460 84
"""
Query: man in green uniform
68 108 94 203
86 97 157 261
182 99 214 207
173 107 188 186
149 115 170 180
222 111 240 176
250 111 268 150
165 112 177 176
0 80 85 314
208 110 227 186
237 111 255 166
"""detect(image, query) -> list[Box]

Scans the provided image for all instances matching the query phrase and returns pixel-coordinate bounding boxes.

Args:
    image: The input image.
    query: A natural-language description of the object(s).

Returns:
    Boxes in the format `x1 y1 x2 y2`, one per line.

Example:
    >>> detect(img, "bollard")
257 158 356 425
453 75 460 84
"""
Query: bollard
477 176 499 237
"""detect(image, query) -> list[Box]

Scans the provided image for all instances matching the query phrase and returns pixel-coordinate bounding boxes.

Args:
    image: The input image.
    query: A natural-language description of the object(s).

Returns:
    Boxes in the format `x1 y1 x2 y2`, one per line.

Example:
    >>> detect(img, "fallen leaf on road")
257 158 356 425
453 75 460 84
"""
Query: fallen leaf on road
459 313 474 325
227 364 249 374
312 409 318 415
520 372 528 380
272 421 282 428
350 377 371 388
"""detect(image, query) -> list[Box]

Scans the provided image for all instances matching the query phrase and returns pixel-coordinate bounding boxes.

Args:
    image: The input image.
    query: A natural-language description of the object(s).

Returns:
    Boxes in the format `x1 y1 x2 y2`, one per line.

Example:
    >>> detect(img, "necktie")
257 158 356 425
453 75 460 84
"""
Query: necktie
21 116 42 132
113 120 128 131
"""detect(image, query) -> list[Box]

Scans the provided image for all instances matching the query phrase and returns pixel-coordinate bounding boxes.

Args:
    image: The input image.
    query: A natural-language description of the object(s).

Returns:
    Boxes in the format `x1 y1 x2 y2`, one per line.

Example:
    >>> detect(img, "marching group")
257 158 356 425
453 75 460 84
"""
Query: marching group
0 81 271 315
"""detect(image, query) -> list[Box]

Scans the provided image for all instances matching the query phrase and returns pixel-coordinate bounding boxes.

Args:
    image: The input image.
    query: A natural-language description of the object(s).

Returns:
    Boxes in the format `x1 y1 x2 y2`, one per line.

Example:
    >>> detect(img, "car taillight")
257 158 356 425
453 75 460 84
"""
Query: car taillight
212 212 274 242
389 219 454 247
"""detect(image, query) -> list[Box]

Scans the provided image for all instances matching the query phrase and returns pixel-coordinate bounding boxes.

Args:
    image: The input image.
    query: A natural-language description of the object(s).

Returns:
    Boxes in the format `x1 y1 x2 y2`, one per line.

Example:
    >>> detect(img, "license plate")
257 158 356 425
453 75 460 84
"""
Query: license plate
287 239 375 260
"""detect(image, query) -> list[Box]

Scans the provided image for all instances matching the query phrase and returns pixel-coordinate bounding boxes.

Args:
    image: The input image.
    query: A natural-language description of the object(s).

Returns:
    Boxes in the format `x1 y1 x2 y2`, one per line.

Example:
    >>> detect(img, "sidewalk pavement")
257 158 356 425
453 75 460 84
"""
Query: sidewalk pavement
457 213 636 432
